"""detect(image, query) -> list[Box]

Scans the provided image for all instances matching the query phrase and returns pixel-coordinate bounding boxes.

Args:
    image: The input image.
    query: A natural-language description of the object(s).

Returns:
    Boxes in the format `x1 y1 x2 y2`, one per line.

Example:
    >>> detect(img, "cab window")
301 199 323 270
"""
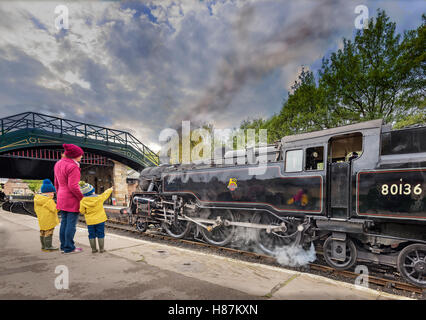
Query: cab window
305 146 324 170
285 149 303 172
328 132 363 163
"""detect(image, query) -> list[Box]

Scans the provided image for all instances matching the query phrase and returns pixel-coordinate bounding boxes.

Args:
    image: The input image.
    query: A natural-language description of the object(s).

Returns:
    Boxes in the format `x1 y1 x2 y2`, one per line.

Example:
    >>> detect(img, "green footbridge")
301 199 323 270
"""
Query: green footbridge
0 112 159 171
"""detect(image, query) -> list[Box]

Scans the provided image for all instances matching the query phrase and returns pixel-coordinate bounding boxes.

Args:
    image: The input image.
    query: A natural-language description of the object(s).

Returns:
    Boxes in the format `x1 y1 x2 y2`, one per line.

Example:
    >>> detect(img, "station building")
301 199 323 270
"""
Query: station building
0 165 140 206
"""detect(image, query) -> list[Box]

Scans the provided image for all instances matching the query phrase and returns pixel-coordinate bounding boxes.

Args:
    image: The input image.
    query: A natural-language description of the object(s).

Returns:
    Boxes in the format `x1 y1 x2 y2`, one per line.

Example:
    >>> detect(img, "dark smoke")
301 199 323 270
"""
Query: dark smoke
182 0 343 123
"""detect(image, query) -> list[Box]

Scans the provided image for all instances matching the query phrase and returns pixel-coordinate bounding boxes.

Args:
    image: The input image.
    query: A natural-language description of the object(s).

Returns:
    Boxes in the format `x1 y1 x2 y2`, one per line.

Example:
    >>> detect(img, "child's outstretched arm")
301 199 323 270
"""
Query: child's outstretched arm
100 187 113 203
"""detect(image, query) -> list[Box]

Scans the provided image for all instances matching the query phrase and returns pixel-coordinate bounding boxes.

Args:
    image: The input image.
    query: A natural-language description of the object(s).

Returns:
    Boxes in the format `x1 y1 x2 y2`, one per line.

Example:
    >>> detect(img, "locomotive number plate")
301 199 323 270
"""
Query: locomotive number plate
381 182 422 196
357 168 426 219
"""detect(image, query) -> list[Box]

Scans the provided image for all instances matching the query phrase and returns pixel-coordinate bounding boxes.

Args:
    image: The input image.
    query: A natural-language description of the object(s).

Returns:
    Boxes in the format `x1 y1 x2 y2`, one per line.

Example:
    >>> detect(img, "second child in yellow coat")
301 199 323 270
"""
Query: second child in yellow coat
34 179 60 252
79 181 113 253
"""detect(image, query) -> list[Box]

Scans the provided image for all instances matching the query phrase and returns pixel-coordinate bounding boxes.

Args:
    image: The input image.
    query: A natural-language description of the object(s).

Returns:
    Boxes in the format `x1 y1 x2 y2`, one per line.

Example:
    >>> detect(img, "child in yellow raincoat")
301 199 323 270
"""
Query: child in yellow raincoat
34 179 59 252
79 181 113 253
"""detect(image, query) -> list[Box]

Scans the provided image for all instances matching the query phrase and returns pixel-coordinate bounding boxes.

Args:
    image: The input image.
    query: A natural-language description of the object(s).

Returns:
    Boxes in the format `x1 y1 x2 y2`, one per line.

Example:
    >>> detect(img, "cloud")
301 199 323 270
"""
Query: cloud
0 0 422 150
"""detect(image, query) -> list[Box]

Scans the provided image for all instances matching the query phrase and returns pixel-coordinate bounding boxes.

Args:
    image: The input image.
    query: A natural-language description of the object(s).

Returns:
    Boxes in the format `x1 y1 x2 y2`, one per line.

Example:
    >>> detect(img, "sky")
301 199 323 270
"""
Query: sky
0 0 424 151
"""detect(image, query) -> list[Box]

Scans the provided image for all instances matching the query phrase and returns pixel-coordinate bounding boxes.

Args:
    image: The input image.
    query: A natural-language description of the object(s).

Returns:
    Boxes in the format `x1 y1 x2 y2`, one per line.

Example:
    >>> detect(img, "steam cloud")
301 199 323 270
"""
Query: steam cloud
231 226 317 267
272 243 317 267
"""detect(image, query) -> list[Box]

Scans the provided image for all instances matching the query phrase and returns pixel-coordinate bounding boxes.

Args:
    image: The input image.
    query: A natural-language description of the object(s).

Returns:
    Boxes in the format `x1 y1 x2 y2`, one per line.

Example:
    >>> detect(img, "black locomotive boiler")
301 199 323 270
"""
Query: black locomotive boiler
125 119 426 287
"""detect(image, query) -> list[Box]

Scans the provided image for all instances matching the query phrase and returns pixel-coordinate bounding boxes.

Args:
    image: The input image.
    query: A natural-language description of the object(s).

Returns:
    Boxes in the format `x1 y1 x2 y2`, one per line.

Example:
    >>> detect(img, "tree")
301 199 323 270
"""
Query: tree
239 117 269 144
278 67 333 135
394 110 426 129
394 14 426 126
23 180 43 193
319 10 424 124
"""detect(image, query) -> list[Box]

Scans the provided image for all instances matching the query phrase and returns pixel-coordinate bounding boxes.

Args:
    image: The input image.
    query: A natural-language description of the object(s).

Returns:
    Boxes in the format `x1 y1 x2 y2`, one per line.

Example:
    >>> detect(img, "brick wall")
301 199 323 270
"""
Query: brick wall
112 160 128 206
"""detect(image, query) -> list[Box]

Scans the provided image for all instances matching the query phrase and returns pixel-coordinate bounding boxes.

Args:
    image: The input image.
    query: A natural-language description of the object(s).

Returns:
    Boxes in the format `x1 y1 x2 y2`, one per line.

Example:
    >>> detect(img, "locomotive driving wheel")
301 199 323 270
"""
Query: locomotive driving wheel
200 209 236 246
397 244 426 288
323 236 357 270
254 213 298 255
162 216 192 239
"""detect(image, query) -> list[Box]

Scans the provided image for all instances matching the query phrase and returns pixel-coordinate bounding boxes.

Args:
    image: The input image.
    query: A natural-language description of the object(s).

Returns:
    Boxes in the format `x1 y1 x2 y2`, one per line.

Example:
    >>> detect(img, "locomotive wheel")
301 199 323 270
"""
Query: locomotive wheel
254 213 298 255
135 217 148 233
200 209 236 246
2 201 11 212
323 236 357 270
162 217 191 239
397 244 426 288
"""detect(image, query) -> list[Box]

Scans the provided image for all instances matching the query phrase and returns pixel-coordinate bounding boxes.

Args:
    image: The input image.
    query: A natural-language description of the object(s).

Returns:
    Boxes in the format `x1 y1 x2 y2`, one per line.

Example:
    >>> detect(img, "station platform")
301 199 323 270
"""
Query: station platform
0 209 407 300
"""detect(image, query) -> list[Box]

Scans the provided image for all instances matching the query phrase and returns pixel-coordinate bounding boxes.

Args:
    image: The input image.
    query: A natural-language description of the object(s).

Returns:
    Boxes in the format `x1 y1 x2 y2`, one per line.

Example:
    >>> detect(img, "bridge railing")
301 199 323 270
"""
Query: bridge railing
0 112 159 166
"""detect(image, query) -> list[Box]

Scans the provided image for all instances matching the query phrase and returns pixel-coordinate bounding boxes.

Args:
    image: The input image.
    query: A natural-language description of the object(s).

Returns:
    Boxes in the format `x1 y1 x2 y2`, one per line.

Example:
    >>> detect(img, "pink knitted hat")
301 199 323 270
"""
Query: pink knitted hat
63 144 84 158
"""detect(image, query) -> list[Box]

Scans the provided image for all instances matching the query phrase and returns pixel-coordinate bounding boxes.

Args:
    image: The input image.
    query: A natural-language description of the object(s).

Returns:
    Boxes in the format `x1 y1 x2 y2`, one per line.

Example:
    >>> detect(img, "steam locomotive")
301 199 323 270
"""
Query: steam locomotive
125 119 426 287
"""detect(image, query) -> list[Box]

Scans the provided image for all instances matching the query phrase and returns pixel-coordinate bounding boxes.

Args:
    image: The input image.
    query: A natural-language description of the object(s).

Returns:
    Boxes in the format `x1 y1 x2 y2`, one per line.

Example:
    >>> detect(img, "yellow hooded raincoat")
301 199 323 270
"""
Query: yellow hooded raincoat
79 188 113 225
34 194 60 230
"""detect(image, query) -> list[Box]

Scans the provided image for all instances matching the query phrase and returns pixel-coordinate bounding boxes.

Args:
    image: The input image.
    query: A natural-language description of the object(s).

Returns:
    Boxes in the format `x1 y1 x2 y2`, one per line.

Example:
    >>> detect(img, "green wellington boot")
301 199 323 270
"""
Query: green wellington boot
89 238 98 253
98 238 105 253
44 235 59 251
40 236 47 252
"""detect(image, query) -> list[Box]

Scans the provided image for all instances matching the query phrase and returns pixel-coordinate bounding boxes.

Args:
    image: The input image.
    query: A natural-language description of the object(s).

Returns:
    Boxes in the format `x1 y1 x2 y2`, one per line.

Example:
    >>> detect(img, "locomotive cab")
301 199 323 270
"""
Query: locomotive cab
327 132 363 219
280 119 382 220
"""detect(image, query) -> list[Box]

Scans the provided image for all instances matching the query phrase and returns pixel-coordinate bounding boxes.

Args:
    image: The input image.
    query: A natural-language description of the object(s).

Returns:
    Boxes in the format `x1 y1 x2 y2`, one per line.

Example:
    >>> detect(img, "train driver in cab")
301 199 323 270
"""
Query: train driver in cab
348 151 359 162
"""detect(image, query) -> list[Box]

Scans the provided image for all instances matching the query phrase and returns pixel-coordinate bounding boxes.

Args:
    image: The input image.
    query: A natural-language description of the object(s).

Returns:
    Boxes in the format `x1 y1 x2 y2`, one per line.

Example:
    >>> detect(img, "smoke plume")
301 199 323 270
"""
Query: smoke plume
183 0 343 123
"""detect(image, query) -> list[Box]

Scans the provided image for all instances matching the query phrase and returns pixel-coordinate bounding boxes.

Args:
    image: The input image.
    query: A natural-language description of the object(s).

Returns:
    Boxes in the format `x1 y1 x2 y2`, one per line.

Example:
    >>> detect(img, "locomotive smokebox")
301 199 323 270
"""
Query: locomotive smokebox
132 196 158 212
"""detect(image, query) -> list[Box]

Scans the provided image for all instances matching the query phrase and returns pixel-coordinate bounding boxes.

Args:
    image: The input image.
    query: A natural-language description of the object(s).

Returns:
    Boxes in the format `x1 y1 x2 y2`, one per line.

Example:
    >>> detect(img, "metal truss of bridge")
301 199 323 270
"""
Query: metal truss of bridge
0 112 159 171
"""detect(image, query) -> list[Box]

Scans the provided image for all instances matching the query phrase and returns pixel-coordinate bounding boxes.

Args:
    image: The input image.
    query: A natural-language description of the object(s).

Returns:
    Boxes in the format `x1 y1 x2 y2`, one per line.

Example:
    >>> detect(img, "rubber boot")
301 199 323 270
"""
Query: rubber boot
40 236 47 252
98 238 105 253
44 235 59 251
89 238 98 253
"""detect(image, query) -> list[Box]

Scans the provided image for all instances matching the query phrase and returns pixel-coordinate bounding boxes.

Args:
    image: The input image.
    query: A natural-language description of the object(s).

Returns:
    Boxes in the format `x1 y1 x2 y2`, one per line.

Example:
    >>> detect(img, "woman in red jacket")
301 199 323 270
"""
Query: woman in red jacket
54 144 84 254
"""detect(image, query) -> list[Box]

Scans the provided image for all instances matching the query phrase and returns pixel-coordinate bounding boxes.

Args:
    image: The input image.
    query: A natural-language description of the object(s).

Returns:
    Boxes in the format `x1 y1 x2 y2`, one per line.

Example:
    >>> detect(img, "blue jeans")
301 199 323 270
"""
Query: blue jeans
87 222 105 239
59 211 79 253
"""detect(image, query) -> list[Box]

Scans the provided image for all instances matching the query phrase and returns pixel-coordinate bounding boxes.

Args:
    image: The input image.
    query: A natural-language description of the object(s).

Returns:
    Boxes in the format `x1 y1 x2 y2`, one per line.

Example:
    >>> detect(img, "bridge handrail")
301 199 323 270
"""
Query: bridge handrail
0 112 159 166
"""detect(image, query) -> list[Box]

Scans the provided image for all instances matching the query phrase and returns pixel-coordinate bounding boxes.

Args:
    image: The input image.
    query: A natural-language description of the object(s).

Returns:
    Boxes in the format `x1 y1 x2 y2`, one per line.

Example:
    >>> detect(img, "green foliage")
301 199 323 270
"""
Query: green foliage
241 10 425 139
320 10 424 123
23 180 43 193
393 110 426 129
279 68 332 134
239 118 269 145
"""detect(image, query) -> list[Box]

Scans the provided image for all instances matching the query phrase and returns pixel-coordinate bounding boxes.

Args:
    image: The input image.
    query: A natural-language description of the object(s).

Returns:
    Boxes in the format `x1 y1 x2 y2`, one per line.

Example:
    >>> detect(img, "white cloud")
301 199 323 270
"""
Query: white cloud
63 71 91 89
0 0 421 151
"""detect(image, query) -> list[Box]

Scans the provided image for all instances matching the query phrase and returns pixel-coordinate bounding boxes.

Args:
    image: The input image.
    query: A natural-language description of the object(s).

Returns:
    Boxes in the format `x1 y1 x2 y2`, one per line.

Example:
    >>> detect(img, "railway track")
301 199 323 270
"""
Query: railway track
2 200 424 297
100 217 424 295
